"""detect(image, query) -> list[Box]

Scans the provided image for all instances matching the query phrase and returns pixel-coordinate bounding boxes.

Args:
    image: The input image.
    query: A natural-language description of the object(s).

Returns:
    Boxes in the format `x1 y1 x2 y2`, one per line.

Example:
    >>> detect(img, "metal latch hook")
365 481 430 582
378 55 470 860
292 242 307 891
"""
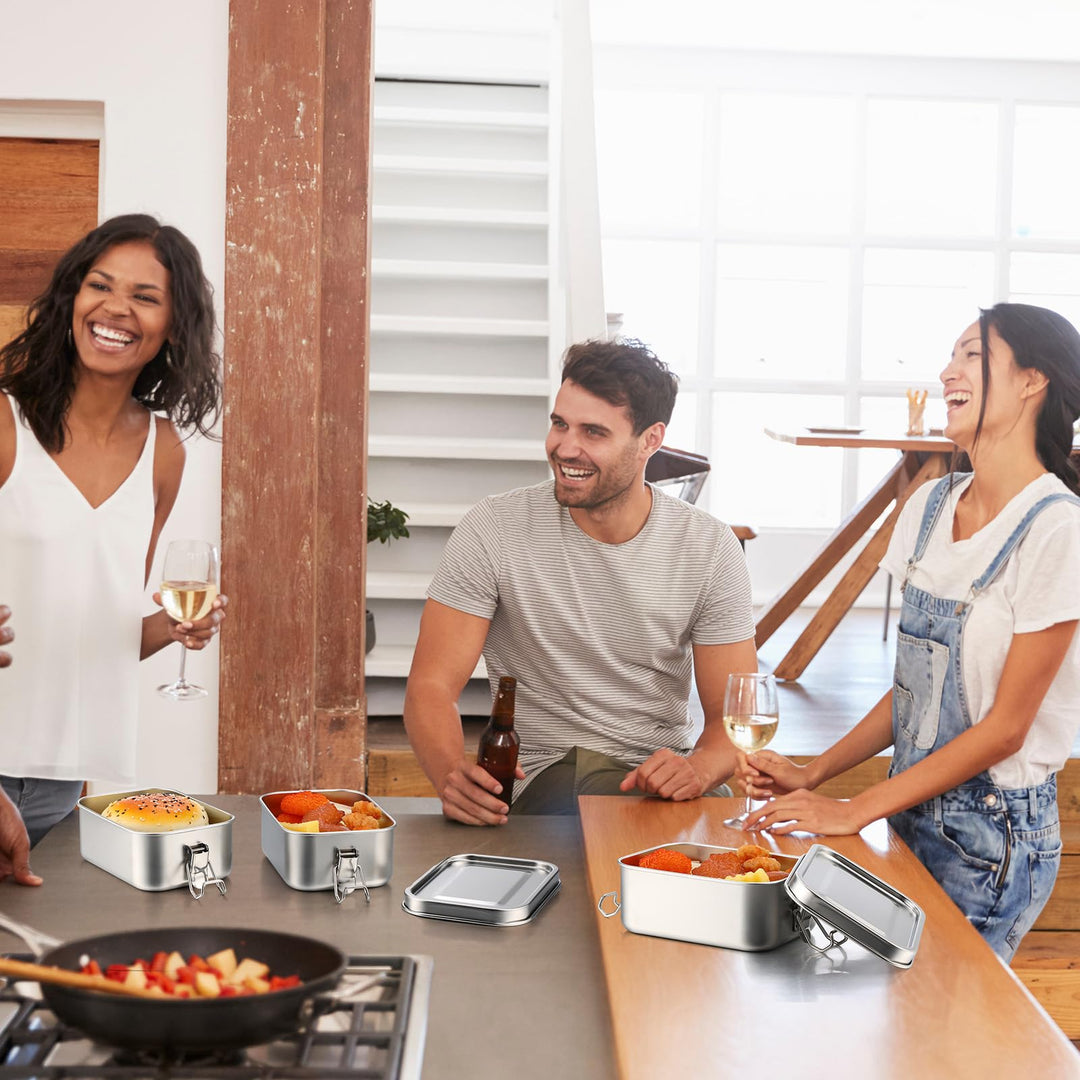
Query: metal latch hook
184 842 227 900
597 890 621 918
334 847 371 905
797 911 848 954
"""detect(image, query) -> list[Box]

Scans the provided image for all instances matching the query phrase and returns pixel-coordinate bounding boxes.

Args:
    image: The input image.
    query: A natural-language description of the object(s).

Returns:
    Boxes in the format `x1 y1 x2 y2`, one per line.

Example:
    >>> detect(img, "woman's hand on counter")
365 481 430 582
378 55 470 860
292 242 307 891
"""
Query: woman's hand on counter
743 789 865 836
0 787 40 887
439 758 526 826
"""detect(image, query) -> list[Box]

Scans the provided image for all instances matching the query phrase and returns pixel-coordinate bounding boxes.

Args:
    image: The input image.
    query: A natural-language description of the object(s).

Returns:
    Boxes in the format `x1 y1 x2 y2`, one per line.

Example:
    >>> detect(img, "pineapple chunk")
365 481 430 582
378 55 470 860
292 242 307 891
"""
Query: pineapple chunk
206 947 238 979
173 983 194 998
228 957 270 986
124 967 148 990
163 951 185 980
194 970 221 997
282 820 319 832
244 975 272 994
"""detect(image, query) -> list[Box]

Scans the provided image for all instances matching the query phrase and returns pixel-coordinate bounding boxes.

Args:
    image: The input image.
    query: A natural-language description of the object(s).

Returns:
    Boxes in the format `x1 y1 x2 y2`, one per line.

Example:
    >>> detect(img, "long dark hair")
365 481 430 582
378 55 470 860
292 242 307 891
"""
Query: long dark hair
969 303 1080 494
0 213 222 451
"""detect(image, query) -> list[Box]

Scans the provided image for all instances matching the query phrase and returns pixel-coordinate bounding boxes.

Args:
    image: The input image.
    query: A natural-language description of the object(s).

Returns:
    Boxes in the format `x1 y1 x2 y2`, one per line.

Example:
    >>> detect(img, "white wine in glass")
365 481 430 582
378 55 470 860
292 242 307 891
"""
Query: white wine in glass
723 672 779 829
157 539 220 701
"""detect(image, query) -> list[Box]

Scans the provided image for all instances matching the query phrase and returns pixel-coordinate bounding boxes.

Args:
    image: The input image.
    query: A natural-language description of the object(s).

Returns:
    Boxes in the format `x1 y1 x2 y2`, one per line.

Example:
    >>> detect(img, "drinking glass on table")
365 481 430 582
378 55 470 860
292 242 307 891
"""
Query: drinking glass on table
723 672 779 829
157 539 220 701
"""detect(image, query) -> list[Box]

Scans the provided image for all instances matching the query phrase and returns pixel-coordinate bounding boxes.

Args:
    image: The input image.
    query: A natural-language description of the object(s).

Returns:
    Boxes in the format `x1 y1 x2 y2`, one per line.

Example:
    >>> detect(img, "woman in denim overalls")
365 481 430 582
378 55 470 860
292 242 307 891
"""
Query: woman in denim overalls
740 304 1080 962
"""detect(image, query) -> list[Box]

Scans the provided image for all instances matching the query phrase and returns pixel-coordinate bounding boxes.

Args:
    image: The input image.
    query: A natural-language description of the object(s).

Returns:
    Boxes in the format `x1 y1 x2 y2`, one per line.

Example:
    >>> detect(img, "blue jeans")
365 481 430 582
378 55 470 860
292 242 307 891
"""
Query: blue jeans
889 777 1060 961
0 775 83 848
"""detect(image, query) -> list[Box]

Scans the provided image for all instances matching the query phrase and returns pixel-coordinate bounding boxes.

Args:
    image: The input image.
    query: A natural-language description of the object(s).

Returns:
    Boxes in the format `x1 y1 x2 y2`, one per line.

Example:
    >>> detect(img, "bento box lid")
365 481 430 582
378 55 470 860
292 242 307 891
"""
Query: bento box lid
403 853 560 925
785 844 924 969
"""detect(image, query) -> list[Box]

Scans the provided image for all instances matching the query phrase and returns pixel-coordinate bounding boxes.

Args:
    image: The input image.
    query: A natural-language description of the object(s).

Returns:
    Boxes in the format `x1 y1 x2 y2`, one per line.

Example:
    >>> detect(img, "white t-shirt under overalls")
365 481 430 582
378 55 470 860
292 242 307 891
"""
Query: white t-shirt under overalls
881 472 1080 790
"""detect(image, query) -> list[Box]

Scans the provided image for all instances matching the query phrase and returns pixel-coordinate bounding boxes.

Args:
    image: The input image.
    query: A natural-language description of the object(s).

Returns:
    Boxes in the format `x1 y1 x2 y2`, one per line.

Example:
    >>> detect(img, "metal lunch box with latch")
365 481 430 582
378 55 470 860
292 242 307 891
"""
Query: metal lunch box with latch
598 841 924 968
78 788 232 899
598 842 803 951
260 789 395 903
403 853 561 925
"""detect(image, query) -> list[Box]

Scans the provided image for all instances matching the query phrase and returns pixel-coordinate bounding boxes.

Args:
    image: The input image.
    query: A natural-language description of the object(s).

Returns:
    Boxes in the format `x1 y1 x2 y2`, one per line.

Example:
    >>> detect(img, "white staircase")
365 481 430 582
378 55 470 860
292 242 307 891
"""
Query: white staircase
365 78 559 715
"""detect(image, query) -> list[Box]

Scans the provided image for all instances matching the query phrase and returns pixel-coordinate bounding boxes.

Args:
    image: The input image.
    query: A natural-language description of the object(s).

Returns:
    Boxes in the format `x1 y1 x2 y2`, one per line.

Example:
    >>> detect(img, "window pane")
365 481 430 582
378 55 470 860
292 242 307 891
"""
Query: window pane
861 249 996 382
1009 252 1080 333
595 89 704 230
716 93 856 235
1013 105 1080 241
666 390 698 453
714 245 849 380
707 392 844 527
866 100 997 237
602 239 700 376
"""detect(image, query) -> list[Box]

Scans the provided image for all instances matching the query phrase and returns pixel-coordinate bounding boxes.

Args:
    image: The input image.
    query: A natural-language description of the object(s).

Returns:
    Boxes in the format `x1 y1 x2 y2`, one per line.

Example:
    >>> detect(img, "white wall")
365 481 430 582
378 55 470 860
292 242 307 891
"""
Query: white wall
0 0 228 792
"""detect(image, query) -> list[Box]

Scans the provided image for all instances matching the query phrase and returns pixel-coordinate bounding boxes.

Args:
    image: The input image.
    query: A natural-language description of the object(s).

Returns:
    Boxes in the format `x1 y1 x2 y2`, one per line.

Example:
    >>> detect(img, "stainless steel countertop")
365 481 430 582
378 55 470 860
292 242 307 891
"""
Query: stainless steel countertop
0 796 616 1080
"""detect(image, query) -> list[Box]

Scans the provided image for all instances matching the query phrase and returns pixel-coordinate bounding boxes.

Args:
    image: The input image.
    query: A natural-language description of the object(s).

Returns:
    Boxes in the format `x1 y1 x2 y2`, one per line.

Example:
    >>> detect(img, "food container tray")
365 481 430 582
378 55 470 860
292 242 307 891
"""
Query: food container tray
78 788 233 895
602 842 802 951
261 790 395 900
785 844 924 969
403 854 560 925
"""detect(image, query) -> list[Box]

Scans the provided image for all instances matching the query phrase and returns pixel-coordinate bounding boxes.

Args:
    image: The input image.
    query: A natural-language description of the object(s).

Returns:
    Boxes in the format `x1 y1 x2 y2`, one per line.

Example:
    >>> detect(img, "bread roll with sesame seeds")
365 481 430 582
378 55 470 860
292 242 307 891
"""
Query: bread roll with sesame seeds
101 792 208 831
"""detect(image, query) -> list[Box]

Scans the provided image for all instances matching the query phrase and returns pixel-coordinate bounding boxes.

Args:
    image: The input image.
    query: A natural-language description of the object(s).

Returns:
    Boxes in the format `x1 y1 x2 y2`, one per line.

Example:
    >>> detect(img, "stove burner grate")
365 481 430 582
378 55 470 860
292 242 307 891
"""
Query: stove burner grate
0 953 424 1079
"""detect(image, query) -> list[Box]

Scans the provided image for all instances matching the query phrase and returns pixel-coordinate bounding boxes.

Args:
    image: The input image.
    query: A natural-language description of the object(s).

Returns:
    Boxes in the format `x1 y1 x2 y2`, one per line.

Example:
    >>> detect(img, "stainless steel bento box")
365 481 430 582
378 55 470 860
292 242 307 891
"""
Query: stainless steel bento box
260 789 395 902
599 842 802 951
78 788 233 896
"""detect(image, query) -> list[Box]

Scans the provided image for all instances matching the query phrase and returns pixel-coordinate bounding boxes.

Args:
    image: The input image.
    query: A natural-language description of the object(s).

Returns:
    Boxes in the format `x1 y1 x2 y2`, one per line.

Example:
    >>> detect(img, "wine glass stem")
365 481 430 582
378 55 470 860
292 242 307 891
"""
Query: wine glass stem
744 793 753 819
176 642 189 687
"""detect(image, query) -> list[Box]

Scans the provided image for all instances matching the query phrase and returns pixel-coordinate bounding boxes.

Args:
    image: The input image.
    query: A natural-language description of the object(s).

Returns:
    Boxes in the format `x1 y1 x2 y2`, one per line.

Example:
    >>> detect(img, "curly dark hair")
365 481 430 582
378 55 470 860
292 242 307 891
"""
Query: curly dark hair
560 337 678 434
0 213 222 451
970 303 1080 494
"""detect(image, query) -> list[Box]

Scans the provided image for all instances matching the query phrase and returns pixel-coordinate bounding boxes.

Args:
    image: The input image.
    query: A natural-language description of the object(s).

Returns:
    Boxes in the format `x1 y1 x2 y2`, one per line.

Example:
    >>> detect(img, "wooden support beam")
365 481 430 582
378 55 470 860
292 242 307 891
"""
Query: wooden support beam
220 0 373 793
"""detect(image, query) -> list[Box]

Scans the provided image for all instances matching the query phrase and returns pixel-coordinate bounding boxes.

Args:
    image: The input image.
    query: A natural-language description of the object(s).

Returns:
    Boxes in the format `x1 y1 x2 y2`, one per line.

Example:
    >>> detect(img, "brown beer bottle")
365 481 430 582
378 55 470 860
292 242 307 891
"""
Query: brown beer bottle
477 675 520 805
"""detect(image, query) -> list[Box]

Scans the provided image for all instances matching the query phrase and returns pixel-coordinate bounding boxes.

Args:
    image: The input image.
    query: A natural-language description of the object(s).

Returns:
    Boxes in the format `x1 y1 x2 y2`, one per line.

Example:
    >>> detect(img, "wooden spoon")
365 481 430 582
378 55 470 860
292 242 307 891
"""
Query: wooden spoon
0 957 168 1000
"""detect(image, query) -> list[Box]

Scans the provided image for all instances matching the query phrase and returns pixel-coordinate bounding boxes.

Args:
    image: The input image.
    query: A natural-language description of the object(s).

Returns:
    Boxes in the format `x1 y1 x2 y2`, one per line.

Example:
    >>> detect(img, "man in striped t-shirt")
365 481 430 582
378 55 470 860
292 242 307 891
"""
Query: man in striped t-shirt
404 339 757 825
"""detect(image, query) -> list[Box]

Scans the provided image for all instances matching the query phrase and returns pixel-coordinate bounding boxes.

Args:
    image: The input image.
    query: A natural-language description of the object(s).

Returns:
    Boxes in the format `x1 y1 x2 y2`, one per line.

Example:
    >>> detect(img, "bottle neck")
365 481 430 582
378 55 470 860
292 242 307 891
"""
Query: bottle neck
490 711 514 731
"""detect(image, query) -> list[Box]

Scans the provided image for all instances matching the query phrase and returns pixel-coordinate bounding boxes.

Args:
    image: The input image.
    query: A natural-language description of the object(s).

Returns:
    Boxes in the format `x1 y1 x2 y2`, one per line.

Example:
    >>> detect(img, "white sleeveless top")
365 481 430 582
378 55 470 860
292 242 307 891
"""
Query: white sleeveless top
0 393 155 784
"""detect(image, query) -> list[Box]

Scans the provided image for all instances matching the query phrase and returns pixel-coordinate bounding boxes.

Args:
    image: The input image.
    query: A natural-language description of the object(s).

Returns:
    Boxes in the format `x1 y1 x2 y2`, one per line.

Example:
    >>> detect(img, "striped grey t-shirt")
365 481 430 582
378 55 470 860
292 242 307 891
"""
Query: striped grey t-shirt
427 480 754 799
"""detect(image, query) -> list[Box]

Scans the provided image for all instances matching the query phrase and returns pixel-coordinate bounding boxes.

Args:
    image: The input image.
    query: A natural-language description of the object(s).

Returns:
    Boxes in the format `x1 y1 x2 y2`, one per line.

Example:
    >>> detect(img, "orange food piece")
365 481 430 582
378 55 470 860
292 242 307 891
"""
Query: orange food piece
351 800 381 818
767 870 789 882
638 848 693 874
319 823 348 832
691 859 731 878
706 852 744 878
734 843 771 862
276 812 303 825
343 812 380 830
302 803 344 828
742 855 782 873
280 791 330 816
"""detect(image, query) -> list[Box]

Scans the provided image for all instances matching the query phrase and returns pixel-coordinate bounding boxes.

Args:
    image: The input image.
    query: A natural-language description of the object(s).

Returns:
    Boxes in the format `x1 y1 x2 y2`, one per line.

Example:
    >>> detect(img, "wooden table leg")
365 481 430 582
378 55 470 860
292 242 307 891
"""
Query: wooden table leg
755 456 907 647
771 452 950 681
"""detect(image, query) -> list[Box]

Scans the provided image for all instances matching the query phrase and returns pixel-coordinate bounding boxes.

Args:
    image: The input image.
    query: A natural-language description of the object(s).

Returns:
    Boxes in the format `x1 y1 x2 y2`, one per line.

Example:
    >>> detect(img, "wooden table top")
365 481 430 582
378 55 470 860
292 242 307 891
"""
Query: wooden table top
765 427 957 452
580 795 1080 1080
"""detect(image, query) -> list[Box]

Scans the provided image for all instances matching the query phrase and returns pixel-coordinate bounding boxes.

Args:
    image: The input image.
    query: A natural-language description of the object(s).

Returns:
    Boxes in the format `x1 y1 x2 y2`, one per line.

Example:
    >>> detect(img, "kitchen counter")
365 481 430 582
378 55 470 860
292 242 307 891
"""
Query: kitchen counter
0 797 616 1080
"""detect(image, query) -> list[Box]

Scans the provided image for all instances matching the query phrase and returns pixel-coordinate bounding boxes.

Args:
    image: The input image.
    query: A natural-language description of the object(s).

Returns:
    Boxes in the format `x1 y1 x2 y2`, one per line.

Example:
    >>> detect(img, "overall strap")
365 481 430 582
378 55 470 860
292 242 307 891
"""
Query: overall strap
972 492 1080 595
903 475 956 587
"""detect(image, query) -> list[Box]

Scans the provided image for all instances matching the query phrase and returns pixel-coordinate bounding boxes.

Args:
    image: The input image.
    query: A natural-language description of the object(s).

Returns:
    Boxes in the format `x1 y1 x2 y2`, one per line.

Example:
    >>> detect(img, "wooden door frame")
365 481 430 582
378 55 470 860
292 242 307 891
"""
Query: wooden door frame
220 0 372 793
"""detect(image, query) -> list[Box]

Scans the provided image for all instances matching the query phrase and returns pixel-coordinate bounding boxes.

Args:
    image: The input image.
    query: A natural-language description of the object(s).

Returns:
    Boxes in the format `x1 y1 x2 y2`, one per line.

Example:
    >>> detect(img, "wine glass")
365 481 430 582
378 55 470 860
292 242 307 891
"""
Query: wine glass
157 539 220 701
723 672 779 829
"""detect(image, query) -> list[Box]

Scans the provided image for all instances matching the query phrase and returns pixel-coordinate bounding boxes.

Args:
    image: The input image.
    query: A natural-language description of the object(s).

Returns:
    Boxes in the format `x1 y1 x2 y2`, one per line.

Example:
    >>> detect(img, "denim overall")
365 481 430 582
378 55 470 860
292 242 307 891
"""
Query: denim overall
888 475 1079 962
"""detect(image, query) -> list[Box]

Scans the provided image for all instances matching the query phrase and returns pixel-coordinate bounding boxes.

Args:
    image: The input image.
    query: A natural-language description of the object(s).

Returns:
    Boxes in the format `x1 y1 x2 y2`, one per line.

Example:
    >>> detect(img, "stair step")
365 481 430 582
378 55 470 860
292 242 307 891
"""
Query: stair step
370 314 548 338
370 373 550 396
374 154 547 176
368 435 546 460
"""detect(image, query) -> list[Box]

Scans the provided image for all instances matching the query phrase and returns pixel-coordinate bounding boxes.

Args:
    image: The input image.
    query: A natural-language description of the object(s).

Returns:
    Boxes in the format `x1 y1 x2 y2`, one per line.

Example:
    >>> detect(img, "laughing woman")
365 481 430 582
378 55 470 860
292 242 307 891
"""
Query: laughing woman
739 303 1080 961
0 214 227 858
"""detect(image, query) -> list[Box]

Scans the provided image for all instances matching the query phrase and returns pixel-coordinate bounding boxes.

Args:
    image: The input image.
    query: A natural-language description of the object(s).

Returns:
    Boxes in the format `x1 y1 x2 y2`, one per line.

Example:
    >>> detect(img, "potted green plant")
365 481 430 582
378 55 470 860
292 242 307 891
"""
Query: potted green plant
366 498 410 655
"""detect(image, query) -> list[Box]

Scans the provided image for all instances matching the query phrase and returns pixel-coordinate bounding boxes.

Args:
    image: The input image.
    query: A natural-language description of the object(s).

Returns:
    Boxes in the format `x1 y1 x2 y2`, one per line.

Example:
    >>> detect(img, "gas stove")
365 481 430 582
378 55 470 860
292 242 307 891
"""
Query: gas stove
0 953 432 1079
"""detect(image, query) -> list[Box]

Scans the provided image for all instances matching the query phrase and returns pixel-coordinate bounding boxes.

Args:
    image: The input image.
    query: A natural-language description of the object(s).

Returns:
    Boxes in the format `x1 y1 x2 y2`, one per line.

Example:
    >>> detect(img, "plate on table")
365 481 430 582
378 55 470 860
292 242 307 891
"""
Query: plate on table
805 426 864 435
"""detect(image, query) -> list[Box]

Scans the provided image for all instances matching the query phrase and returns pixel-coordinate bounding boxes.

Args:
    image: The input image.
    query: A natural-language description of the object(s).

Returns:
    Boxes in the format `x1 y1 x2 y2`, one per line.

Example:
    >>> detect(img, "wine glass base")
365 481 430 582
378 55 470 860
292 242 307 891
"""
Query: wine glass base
157 682 208 701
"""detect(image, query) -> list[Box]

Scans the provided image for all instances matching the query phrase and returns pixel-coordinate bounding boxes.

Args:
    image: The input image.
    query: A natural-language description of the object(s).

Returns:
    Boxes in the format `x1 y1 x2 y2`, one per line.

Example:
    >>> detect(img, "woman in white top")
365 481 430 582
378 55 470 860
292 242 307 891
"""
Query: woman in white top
740 303 1080 961
0 214 227 874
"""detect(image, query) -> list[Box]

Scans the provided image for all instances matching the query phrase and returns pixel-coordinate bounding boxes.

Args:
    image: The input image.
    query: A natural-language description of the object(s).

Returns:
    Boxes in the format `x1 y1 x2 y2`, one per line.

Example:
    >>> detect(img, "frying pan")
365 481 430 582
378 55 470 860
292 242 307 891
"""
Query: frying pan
34 926 346 1052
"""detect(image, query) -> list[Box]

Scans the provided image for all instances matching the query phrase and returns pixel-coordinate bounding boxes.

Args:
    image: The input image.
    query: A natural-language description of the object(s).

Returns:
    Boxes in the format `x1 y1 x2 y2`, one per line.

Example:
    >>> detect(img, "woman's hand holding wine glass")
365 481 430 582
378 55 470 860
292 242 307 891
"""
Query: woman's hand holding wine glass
155 539 225 701
722 672 779 830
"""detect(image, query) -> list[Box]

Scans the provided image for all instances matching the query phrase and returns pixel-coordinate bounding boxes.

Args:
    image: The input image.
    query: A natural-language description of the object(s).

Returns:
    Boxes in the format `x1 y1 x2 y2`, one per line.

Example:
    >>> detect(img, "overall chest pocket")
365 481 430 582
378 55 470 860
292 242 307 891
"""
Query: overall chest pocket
894 631 950 751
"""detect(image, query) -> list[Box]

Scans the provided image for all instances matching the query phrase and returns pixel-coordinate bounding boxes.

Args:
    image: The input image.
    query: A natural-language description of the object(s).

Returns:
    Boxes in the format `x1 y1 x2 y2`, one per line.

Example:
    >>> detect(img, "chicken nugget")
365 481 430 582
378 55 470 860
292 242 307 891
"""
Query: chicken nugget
638 848 693 874
741 855 782 873
280 790 330 816
351 800 381 819
734 843 771 862
343 812 381 830
302 803 344 827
